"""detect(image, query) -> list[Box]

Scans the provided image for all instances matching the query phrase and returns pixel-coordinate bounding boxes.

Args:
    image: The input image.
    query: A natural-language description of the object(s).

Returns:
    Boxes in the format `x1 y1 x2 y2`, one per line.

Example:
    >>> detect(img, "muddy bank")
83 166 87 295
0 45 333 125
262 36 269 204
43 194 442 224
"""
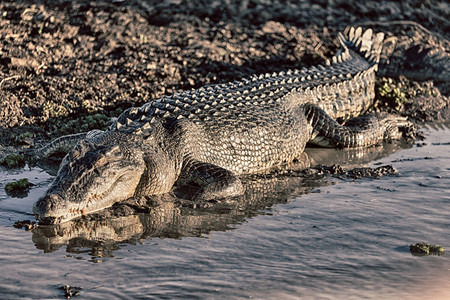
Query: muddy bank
0 0 449 148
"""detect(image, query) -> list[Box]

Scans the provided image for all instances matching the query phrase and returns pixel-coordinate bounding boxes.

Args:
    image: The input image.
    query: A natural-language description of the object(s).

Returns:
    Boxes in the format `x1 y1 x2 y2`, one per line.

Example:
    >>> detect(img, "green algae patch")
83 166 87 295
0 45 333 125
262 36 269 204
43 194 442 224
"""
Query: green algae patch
50 113 111 136
374 76 443 120
429 244 445 254
0 153 26 168
5 178 33 194
376 77 408 111
410 242 445 256
12 131 35 146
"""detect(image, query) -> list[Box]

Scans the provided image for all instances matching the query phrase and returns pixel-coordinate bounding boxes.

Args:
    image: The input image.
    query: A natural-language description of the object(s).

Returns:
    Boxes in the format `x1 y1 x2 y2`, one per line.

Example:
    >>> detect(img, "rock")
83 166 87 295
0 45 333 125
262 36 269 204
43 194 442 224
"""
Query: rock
410 242 445 256
59 285 83 298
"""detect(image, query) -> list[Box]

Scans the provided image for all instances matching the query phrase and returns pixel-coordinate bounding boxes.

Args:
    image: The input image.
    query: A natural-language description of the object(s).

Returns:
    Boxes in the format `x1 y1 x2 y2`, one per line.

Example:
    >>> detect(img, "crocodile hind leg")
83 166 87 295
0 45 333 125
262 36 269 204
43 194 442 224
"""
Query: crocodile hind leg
303 103 412 148
176 160 244 201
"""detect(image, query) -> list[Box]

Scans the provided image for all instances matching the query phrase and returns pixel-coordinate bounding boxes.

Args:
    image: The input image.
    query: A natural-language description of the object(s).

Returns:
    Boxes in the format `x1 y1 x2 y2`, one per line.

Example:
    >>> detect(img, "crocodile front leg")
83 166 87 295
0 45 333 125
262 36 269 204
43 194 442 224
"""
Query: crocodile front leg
176 160 244 201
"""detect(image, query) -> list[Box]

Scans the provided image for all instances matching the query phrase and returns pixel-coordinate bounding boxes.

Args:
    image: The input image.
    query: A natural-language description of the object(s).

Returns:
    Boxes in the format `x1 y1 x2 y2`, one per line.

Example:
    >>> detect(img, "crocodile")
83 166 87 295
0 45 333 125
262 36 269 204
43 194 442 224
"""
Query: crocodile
33 27 410 224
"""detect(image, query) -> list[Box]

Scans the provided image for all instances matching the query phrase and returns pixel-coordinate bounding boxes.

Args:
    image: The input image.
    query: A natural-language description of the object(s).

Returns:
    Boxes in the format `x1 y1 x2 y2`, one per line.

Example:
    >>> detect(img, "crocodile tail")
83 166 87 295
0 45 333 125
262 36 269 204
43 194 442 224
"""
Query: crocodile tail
26 132 88 159
328 27 385 70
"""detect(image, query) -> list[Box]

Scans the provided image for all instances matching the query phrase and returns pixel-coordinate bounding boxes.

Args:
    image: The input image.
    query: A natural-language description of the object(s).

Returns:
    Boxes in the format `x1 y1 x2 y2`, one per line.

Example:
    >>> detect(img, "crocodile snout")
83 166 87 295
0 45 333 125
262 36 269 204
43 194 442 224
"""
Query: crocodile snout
33 193 64 222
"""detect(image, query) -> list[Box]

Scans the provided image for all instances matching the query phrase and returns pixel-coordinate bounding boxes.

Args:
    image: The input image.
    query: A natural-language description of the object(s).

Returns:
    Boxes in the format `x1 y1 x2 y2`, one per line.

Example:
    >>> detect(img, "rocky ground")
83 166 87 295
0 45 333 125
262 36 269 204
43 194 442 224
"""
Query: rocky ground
0 0 449 149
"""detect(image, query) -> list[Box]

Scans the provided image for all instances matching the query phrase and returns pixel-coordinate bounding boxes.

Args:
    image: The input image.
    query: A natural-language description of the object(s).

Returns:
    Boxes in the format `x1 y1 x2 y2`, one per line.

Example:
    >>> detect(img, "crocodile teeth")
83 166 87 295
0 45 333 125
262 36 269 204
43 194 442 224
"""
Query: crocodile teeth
126 118 133 125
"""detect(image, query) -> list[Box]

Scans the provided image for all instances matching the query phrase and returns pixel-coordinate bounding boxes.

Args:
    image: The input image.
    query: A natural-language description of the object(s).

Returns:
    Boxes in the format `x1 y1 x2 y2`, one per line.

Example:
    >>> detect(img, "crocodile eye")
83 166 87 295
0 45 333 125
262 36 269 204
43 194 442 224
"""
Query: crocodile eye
105 145 122 158
71 140 95 160
71 148 81 159
95 155 108 167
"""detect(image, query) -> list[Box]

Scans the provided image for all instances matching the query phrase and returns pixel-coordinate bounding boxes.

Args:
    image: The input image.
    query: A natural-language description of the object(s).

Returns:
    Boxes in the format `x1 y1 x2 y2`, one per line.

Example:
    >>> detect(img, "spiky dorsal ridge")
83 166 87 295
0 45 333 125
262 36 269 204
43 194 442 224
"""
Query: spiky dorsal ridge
329 27 385 67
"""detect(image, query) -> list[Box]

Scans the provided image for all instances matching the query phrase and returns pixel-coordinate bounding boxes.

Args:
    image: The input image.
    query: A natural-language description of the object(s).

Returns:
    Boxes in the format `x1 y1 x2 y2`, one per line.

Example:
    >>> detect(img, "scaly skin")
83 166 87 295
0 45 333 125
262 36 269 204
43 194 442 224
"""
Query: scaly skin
33 27 411 224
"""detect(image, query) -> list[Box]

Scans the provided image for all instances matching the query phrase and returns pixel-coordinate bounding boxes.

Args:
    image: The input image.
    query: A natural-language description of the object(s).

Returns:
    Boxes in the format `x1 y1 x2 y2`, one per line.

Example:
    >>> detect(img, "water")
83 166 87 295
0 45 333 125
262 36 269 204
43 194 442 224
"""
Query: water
0 123 449 299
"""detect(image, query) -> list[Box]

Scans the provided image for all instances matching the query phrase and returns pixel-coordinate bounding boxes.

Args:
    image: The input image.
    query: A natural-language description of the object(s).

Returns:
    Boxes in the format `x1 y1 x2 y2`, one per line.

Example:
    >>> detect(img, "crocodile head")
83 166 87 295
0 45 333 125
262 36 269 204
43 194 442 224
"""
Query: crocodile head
33 131 147 224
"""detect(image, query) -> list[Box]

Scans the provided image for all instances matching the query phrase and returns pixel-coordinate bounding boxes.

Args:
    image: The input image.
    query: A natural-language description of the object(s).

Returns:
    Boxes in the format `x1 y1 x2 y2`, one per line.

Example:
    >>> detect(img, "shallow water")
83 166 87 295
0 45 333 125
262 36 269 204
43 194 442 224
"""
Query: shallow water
0 123 449 299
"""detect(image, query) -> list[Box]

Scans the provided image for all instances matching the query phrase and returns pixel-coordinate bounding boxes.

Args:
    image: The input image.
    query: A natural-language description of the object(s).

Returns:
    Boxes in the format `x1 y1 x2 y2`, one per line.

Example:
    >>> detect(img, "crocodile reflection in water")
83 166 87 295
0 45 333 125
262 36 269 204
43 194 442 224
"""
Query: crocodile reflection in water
30 143 408 257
